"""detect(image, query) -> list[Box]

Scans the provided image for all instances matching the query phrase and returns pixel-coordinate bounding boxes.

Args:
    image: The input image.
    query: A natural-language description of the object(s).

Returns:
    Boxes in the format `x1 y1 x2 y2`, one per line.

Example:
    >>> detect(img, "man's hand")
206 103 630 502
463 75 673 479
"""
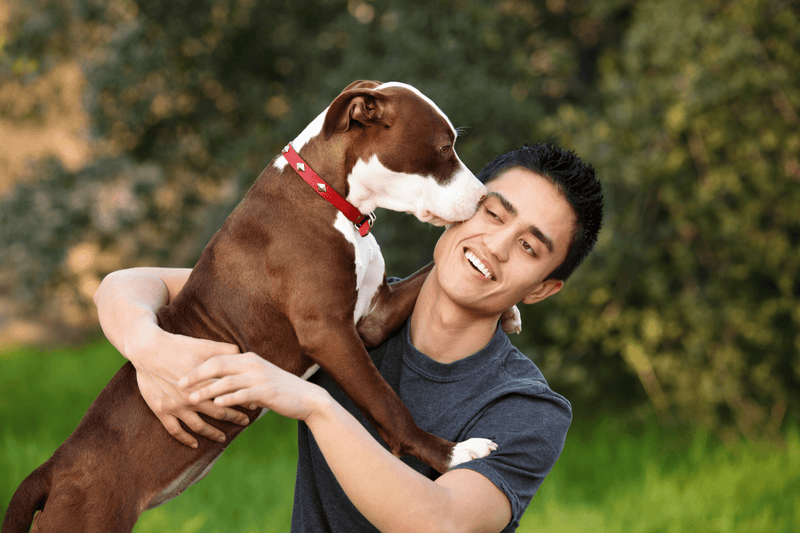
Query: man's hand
95 267 251 448
126 319 250 448
180 353 326 423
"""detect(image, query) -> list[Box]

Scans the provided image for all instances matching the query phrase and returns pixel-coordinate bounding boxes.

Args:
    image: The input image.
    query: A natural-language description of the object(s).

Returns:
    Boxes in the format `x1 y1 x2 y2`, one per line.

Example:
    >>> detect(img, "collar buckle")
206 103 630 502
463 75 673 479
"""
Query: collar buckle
355 212 376 237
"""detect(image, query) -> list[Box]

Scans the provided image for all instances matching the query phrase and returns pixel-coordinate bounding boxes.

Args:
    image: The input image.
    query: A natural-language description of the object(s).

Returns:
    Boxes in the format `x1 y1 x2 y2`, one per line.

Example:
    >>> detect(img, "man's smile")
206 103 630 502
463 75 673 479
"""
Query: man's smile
464 249 495 281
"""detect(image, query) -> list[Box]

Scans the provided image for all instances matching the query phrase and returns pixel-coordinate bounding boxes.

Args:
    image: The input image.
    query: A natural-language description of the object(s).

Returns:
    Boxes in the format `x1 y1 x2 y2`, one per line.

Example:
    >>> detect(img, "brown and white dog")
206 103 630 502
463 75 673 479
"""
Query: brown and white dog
3 81 504 533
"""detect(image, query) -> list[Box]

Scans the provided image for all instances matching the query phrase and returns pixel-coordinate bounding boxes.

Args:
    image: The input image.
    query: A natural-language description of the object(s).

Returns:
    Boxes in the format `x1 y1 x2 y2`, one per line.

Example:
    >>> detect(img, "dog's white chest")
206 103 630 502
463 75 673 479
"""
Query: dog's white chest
333 213 384 322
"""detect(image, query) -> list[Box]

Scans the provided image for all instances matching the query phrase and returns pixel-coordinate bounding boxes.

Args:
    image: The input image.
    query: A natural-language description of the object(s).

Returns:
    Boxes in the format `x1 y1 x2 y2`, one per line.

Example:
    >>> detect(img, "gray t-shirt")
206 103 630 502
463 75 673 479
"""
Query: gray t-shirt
291 319 572 532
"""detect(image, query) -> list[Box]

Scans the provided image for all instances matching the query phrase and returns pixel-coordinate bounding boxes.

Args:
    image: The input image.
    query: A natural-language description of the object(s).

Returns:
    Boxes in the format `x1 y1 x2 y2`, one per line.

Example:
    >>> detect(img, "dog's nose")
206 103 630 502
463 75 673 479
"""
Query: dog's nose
473 182 488 199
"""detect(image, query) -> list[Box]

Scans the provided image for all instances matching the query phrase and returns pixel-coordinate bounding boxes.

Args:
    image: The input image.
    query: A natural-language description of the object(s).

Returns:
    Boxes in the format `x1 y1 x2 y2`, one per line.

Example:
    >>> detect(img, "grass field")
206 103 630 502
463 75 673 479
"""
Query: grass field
2 340 798 532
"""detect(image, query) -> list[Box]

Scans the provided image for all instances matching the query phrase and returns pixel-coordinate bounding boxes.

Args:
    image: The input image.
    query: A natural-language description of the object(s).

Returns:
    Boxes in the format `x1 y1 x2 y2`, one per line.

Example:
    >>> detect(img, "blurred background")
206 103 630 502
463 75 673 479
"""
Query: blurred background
1 0 798 531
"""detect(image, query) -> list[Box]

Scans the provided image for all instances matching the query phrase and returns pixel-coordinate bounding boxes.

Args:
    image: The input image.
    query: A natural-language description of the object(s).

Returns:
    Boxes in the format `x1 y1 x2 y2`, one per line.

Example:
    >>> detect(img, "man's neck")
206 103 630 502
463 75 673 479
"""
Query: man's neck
408 268 500 364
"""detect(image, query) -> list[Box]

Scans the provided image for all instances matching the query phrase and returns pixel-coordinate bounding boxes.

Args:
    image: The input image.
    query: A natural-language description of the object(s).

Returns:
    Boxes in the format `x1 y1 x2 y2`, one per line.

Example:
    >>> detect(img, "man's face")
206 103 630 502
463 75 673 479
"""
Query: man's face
432 166 576 317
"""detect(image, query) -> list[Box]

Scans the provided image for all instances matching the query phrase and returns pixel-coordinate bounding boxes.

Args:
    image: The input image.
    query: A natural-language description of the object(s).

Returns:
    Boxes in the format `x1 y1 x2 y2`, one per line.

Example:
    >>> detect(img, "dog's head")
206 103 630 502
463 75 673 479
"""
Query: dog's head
320 80 486 226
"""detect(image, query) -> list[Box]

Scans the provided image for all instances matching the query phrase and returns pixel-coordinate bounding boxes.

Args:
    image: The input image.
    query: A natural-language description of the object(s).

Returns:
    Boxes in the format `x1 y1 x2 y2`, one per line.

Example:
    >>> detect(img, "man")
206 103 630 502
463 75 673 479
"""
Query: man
94 142 603 532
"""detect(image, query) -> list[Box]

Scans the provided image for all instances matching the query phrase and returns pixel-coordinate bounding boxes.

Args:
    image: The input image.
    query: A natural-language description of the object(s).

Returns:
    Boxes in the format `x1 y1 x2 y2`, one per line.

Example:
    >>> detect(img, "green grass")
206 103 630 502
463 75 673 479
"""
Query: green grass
1 340 298 532
2 341 798 532
522 418 800 533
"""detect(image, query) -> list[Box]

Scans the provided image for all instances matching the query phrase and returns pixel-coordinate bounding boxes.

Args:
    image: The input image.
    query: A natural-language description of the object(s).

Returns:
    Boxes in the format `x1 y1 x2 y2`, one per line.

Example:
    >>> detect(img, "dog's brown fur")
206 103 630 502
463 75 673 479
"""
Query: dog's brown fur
3 81 479 533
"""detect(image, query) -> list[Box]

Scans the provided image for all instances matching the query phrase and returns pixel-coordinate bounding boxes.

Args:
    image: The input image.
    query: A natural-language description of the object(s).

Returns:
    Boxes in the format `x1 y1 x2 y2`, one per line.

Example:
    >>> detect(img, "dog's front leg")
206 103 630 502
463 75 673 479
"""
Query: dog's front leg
356 262 434 348
356 263 522 346
297 318 457 473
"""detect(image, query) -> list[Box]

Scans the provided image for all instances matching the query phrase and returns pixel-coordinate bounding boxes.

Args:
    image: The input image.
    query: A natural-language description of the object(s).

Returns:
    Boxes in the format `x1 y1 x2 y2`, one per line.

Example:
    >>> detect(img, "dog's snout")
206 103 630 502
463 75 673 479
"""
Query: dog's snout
462 170 488 201
458 165 485 195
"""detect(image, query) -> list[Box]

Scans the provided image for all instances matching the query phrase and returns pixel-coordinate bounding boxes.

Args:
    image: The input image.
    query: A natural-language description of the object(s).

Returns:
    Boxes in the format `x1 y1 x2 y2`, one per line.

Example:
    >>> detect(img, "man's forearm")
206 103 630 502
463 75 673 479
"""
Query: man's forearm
306 394 458 533
94 269 169 361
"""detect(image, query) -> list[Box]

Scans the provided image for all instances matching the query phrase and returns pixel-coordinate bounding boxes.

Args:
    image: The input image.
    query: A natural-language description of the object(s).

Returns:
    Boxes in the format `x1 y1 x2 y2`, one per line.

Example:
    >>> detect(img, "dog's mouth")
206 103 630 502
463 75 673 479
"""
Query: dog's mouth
427 215 455 227
414 210 457 227
464 249 495 281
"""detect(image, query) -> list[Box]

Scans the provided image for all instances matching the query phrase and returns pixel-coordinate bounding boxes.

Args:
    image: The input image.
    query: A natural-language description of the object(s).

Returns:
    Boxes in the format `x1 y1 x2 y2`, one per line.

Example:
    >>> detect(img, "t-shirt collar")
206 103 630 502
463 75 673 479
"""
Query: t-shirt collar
399 319 510 382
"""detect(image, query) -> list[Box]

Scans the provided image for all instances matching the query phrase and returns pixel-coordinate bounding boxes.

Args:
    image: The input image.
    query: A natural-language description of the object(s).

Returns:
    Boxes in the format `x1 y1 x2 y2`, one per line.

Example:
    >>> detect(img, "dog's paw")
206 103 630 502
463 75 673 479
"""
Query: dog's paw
448 438 498 469
500 305 522 334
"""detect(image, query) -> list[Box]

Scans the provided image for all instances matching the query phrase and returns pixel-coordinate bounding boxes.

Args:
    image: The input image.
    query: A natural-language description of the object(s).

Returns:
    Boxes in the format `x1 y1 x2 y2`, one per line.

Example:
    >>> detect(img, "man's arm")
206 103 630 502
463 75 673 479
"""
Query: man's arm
94 267 190 354
182 353 512 533
307 390 512 533
94 267 248 448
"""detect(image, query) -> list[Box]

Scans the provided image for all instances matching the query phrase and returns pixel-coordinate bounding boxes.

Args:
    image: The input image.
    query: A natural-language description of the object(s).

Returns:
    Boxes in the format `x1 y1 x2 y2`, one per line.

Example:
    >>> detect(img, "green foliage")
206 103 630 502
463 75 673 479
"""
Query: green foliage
1 0 798 435
1 0 600 309
533 0 800 437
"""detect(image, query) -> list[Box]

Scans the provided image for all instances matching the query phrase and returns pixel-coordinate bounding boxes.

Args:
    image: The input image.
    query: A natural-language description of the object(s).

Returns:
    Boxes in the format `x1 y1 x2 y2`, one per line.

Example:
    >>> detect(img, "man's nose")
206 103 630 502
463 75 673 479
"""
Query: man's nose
483 228 512 262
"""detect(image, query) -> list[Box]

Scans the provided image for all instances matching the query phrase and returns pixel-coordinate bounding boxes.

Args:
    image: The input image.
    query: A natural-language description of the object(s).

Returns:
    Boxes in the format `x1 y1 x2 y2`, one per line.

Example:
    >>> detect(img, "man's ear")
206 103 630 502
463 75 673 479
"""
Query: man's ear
521 279 564 305
321 87 392 139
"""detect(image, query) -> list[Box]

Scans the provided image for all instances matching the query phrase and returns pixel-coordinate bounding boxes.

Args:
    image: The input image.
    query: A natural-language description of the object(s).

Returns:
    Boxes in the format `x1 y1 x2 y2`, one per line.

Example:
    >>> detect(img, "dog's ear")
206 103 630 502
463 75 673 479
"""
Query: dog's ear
340 80 382 91
322 88 392 139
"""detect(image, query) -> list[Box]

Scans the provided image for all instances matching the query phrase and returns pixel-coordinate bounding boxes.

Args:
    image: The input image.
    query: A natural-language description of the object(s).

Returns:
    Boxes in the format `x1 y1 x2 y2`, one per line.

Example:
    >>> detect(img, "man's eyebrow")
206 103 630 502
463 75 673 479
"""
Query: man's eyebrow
484 191 555 254
529 225 555 254
484 192 517 215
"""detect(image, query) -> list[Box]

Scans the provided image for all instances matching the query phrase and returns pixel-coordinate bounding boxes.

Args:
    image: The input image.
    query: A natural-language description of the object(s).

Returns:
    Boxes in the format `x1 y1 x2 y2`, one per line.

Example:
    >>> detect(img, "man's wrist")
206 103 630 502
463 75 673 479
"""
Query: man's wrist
121 315 162 367
304 386 338 428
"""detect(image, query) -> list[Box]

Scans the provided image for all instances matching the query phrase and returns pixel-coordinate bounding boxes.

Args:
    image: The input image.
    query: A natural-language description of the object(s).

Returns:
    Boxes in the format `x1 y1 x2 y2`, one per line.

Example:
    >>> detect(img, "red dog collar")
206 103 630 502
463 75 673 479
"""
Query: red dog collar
282 143 375 237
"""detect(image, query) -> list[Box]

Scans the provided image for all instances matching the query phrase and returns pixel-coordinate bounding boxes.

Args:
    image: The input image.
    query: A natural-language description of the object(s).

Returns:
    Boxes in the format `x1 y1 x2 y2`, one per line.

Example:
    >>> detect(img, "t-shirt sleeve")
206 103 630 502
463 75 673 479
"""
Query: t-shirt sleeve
450 384 572 531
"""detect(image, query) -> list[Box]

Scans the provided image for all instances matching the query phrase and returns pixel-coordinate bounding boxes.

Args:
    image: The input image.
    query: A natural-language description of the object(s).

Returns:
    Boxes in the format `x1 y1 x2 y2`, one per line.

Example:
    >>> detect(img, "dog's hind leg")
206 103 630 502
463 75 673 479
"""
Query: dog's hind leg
29 481 140 533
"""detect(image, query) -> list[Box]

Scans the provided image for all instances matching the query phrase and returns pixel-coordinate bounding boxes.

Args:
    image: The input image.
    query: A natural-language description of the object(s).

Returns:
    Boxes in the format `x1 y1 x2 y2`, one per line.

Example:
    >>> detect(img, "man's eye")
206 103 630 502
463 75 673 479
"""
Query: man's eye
485 208 500 220
521 240 536 256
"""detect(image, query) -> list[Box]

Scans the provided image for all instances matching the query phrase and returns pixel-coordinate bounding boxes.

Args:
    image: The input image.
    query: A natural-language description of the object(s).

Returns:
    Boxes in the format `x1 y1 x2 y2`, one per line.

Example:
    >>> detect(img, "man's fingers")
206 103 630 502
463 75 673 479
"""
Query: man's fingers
162 407 246 446
213 389 258 409
188 375 243 404
180 409 227 443
160 414 199 449
225 408 251 425
178 334 240 359
179 356 233 389
136 366 248 447
198 401 250 426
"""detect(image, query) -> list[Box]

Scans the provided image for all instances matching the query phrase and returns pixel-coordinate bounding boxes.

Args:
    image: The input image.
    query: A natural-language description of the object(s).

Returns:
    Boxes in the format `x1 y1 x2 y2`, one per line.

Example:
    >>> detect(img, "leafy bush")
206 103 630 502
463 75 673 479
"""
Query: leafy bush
535 0 800 437
2 0 798 436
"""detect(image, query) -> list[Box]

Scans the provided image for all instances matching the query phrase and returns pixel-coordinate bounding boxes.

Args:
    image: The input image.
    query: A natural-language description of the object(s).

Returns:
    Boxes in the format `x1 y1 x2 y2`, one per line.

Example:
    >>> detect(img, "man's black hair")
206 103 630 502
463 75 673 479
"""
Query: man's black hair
477 142 604 282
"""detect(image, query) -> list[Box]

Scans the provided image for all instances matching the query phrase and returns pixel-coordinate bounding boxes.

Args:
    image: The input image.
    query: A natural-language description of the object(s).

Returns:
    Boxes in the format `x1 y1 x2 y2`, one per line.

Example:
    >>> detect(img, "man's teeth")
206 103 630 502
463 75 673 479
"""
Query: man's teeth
465 250 494 280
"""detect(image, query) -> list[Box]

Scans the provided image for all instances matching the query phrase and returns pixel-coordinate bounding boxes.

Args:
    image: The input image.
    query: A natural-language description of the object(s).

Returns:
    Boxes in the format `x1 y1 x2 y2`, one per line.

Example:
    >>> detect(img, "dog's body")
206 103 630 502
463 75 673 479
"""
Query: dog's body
3 81 496 533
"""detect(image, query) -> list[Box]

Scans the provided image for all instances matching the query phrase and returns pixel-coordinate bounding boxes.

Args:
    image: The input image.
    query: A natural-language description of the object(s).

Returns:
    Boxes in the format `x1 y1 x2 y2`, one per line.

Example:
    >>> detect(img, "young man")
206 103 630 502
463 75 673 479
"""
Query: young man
94 142 603 532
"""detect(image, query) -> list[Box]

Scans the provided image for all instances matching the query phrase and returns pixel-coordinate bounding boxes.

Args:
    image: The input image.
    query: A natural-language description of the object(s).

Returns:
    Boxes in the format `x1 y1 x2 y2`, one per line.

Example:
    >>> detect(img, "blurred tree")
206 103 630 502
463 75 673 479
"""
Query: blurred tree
3 0 797 437
2 0 604 319
536 0 799 439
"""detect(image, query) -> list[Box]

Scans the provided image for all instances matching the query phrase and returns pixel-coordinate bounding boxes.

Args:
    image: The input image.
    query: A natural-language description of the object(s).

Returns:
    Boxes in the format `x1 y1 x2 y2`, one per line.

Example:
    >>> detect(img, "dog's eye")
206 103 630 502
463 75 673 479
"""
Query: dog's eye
439 145 451 155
